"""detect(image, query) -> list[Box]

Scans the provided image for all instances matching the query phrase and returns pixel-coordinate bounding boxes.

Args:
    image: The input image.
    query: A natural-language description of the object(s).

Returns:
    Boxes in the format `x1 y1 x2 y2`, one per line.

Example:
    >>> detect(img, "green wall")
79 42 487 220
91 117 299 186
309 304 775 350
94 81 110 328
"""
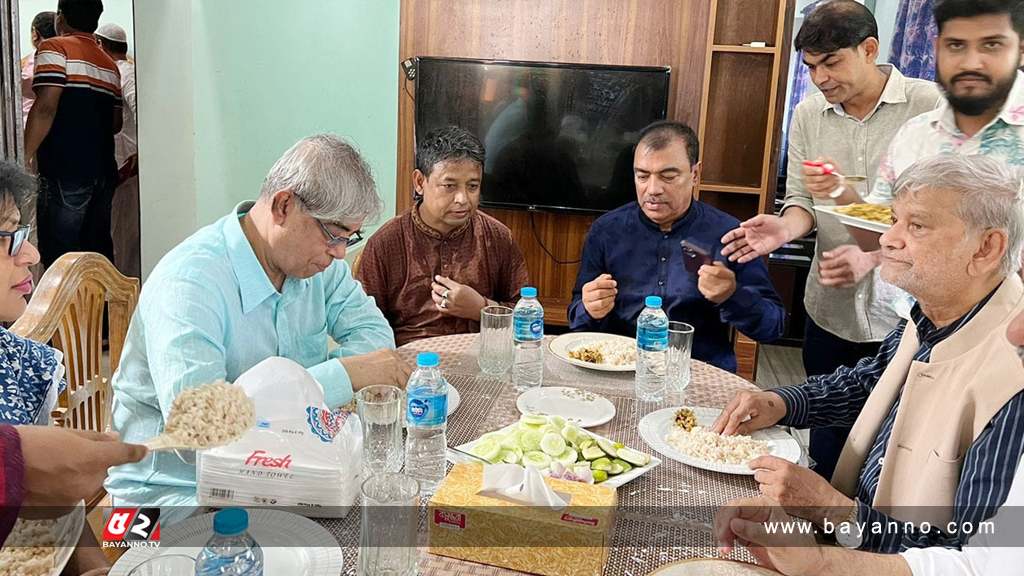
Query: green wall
134 0 400 277
190 0 400 232
18 0 135 59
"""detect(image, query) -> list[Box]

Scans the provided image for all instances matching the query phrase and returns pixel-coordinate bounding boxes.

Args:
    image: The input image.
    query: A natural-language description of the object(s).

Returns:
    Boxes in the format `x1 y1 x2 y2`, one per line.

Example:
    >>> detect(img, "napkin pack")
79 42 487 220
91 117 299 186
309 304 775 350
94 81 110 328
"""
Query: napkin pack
428 462 616 576
196 357 362 517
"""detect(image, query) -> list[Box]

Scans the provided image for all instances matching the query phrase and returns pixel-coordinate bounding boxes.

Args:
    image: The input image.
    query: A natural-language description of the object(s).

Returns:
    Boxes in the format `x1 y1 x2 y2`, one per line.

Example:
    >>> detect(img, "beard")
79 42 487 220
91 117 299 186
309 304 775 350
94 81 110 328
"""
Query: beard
939 65 1019 117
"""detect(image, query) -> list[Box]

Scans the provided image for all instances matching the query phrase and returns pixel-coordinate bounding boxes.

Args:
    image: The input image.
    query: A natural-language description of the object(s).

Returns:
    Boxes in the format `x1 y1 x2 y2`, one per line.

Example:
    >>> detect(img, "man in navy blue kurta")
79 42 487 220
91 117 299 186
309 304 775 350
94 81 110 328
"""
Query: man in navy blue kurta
568 121 785 372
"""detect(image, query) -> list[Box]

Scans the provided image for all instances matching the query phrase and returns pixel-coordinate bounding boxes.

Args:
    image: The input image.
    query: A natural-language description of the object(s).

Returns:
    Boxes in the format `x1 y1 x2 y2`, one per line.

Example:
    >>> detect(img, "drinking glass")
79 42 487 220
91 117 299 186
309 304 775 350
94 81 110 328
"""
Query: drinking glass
127 555 196 576
667 322 694 394
357 385 404 478
478 306 514 375
358 474 420 576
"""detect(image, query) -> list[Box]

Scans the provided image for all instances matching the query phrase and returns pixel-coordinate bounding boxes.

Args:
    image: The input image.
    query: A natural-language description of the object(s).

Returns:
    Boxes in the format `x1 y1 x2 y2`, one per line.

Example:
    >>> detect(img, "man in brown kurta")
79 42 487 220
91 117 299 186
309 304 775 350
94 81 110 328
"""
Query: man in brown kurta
358 126 530 346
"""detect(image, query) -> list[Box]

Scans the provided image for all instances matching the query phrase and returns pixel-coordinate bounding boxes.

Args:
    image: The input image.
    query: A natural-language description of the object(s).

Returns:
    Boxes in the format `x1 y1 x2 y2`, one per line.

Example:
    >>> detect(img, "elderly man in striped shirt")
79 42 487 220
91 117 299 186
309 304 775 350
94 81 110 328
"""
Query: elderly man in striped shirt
712 155 1024 555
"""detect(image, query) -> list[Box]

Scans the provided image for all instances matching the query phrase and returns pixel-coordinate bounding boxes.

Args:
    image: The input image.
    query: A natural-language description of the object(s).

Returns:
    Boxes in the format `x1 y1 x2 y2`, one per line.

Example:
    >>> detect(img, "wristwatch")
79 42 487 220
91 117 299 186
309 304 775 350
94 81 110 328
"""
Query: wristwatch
835 501 864 549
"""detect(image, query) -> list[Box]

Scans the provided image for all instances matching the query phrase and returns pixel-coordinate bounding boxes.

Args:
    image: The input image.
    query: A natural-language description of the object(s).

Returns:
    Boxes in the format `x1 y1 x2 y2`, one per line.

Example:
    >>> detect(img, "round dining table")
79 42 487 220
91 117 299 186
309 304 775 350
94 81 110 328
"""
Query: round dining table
314 333 775 576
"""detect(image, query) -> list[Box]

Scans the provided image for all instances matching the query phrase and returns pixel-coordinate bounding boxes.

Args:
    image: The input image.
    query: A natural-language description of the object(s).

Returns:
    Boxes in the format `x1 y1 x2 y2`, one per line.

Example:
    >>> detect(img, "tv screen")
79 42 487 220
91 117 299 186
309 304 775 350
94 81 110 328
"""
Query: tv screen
415 57 671 214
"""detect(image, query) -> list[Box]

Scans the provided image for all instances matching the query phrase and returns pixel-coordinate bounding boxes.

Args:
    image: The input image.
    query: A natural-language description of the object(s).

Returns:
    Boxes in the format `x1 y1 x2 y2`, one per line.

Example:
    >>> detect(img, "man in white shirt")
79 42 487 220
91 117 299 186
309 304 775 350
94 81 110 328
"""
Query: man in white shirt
95 22 139 278
720 0 940 480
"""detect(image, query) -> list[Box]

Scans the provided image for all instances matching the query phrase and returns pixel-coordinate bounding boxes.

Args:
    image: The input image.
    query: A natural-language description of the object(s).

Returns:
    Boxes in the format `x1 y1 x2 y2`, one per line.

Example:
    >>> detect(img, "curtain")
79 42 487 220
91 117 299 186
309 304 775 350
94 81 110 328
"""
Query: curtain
0 0 22 161
888 0 938 80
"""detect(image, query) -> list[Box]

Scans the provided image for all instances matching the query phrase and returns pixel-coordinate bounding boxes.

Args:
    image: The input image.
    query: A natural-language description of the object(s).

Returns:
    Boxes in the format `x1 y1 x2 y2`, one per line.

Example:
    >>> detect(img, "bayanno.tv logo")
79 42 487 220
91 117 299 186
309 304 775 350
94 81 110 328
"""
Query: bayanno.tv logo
103 508 161 548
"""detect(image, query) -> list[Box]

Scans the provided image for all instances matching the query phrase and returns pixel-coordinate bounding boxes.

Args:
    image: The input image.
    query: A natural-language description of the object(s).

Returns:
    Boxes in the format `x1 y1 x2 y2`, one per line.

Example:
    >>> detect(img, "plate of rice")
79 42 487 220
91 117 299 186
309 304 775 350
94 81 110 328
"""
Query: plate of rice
548 333 637 372
0 501 85 576
638 407 801 475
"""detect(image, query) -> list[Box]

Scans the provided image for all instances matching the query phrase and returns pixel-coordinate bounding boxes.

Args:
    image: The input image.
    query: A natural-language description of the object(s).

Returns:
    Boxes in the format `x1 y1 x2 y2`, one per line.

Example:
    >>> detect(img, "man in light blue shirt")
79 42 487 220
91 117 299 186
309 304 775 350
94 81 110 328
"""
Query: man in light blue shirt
106 134 411 519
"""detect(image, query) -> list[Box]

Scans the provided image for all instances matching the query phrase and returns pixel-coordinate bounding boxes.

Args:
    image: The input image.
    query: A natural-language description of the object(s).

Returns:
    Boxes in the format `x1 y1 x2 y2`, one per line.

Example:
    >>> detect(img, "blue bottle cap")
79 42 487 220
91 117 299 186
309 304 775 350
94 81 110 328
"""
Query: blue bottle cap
213 508 248 536
645 296 663 308
417 352 439 367
521 287 538 298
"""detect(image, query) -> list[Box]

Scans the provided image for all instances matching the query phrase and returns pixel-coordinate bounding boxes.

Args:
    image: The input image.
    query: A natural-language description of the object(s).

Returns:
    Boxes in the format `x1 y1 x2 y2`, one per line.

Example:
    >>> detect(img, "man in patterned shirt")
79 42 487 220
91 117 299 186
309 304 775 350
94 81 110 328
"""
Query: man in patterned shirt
712 155 1024 554
835 0 1024 206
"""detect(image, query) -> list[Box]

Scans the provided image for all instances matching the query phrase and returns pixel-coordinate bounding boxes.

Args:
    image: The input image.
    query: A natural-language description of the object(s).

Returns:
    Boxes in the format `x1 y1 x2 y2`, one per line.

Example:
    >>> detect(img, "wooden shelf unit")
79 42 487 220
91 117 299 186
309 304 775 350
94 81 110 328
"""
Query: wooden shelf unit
697 0 794 223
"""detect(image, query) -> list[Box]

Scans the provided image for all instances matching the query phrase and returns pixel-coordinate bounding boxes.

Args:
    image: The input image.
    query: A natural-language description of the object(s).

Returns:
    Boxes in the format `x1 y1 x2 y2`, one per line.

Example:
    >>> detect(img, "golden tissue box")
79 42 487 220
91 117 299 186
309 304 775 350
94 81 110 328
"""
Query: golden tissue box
428 463 617 576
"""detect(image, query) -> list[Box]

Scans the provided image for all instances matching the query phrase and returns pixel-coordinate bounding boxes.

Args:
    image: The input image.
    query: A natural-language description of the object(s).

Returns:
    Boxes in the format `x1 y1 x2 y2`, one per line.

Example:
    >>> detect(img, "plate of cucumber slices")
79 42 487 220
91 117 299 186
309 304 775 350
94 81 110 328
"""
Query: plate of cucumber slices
453 414 661 488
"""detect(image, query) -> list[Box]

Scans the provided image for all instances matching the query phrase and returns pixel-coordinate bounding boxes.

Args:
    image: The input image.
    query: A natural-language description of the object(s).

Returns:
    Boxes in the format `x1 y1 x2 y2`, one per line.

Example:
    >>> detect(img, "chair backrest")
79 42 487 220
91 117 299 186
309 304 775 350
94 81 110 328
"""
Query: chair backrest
11 252 139 431
352 248 364 280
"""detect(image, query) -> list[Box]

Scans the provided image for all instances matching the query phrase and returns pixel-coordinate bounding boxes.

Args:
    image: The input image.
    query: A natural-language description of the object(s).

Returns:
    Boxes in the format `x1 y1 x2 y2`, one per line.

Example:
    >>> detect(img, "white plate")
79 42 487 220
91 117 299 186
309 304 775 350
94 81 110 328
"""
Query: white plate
516 386 616 428
813 205 891 234
638 407 801 476
3 501 85 576
447 384 461 415
453 422 661 488
109 509 343 576
647 558 783 575
548 332 637 372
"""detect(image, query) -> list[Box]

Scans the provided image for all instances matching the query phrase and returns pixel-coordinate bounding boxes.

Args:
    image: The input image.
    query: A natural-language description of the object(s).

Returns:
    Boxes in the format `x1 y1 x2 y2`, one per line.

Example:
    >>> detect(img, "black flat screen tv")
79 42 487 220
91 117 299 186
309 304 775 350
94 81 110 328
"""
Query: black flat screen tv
414 57 671 215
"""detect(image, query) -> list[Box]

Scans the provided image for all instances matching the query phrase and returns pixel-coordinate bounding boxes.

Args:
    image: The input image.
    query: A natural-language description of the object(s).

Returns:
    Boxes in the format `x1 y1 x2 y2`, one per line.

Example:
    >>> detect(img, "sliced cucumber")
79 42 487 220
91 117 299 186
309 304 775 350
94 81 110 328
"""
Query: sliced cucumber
520 429 544 452
547 415 567 429
579 439 594 450
471 438 503 462
612 458 633 473
522 451 552 469
554 447 578 466
573 462 592 476
500 449 520 464
540 432 566 456
538 424 560 437
582 445 605 460
591 457 612 471
596 437 619 458
592 470 609 483
608 462 624 475
617 447 651 467
613 442 625 450
521 414 549 426
561 425 580 445
577 430 592 443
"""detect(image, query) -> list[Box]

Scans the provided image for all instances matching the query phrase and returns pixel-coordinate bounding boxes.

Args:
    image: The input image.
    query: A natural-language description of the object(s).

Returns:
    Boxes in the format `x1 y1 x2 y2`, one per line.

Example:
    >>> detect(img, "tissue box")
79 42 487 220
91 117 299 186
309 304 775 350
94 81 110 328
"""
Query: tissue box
428 463 616 576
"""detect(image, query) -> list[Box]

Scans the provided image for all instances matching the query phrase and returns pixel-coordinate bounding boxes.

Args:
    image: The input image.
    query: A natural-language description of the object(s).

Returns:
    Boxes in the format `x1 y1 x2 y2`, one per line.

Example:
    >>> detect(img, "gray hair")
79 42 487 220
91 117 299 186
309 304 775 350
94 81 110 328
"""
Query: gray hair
893 154 1024 276
260 133 383 225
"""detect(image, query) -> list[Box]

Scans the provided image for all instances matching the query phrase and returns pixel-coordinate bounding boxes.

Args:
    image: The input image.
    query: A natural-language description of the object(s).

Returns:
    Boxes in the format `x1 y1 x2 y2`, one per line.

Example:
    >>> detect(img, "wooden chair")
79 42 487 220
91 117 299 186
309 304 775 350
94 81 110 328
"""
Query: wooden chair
11 252 139 434
351 248 364 280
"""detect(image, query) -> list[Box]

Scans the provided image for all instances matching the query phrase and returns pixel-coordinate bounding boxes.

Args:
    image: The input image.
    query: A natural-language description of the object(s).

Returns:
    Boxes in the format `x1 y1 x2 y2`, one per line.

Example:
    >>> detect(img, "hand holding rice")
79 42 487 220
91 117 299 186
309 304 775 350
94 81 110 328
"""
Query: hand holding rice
163 381 256 449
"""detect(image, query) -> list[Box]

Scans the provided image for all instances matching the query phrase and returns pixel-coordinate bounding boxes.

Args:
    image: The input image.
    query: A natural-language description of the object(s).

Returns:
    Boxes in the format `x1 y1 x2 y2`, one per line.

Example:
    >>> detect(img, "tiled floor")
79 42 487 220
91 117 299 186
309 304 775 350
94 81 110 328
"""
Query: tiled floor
755 344 807 390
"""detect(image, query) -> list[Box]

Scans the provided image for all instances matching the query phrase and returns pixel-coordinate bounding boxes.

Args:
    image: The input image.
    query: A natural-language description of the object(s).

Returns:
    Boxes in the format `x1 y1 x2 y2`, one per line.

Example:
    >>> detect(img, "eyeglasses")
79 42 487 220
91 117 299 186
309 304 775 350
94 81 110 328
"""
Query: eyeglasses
0 225 31 256
315 219 363 248
292 192 363 248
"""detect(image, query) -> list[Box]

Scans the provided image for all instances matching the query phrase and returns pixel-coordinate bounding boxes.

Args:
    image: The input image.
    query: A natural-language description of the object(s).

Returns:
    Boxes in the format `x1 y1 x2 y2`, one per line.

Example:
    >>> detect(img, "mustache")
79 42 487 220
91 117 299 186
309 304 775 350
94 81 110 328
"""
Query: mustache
951 72 992 84
642 195 669 204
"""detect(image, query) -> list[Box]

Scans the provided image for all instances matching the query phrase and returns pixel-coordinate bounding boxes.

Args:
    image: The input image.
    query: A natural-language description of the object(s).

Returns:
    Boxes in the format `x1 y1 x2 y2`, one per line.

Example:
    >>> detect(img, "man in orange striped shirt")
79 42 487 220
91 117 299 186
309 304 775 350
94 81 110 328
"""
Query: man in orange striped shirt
24 0 122 267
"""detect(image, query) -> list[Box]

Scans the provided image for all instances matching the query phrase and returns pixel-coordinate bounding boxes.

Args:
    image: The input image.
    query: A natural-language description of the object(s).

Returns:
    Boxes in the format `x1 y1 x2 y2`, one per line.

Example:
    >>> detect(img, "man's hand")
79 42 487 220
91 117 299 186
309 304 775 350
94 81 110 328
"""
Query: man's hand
818 246 879 288
711 391 787 436
721 215 792 264
803 156 853 201
17 427 147 512
750 455 855 526
341 348 413 392
582 274 617 320
697 263 737 304
431 275 488 321
118 153 139 184
715 497 825 576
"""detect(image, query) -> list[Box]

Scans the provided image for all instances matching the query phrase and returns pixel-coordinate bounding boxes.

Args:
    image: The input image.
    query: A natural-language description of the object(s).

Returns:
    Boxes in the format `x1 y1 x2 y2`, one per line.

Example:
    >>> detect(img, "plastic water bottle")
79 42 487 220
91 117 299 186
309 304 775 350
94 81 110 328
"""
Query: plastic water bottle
636 296 669 402
405 352 448 494
513 287 544 391
194 508 264 576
